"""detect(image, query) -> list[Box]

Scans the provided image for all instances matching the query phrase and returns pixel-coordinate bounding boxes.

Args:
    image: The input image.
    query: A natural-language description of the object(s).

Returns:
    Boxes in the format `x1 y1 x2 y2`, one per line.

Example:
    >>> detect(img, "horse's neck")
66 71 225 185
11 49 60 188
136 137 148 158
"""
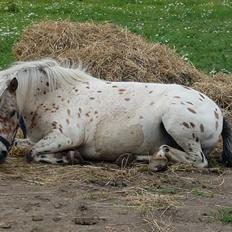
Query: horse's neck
17 82 50 127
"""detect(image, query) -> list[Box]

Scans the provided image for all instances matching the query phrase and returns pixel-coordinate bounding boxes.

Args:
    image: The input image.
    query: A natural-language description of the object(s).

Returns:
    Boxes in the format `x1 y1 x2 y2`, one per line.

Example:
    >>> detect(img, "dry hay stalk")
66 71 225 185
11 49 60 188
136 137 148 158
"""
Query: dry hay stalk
13 20 205 85
143 213 175 232
193 74 232 122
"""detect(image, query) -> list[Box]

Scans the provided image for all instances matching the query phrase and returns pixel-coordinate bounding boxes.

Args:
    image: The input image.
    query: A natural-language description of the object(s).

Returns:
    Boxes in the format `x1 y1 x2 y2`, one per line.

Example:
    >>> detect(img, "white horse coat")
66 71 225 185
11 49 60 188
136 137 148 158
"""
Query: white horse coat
0 59 231 171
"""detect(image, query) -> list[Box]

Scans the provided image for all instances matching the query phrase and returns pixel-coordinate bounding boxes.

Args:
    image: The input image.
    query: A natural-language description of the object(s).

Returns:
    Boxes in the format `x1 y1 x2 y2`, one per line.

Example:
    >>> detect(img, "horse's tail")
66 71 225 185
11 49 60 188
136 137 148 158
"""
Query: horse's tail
221 118 232 167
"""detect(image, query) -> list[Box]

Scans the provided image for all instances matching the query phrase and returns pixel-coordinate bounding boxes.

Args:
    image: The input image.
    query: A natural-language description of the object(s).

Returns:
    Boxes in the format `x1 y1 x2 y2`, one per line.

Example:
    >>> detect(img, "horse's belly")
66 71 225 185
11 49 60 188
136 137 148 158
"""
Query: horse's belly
80 112 162 161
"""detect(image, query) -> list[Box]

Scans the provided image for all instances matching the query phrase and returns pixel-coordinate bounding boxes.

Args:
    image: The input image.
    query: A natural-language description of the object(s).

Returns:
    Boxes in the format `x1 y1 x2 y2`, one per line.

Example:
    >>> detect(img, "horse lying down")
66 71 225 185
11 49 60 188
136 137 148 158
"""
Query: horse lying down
0 58 231 172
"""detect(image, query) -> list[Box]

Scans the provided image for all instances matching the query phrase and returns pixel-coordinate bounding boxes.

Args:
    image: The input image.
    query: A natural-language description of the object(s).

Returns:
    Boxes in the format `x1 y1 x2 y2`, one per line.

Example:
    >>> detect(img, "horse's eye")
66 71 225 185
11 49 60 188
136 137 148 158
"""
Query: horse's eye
10 110 16 117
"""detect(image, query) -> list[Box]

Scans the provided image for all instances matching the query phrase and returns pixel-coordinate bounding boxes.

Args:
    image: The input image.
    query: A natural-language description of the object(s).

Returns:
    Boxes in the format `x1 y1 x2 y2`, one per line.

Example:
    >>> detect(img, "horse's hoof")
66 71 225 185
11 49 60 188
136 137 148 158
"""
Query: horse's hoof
148 165 167 173
148 158 168 173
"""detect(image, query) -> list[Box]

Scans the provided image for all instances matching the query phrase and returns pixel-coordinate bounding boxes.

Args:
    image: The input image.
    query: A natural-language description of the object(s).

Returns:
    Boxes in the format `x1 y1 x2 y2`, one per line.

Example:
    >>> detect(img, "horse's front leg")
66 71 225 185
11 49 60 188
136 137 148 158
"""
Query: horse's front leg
27 131 82 164
33 150 87 165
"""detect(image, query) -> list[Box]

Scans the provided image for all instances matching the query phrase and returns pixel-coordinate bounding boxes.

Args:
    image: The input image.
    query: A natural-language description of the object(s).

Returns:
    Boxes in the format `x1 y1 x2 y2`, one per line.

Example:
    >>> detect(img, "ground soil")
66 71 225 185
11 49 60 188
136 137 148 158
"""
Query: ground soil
0 156 232 232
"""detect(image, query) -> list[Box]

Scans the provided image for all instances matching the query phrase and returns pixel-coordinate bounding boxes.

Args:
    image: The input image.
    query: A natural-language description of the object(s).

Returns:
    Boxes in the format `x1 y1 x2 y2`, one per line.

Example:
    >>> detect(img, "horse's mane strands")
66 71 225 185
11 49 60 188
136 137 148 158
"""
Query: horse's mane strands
0 58 101 112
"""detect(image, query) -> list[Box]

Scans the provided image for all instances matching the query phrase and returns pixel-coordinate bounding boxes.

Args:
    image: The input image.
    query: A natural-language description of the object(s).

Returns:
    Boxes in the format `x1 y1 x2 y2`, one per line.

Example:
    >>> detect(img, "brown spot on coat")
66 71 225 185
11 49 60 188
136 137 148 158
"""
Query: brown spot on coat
124 98 130 101
200 152 204 162
112 85 118 88
190 122 195 128
183 122 190 128
187 108 196 114
97 90 102 93
183 86 191 90
199 94 205 99
150 102 154 105
67 109 71 116
214 111 219 119
174 96 181 98
200 124 204 133
52 121 57 127
186 101 193 105
89 97 95 100
149 91 153 94
66 119 70 125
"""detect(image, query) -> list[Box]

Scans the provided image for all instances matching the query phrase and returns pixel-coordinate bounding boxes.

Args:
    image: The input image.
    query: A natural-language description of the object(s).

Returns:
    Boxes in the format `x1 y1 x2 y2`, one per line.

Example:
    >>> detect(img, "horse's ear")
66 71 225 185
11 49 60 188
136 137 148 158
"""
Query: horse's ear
8 78 18 93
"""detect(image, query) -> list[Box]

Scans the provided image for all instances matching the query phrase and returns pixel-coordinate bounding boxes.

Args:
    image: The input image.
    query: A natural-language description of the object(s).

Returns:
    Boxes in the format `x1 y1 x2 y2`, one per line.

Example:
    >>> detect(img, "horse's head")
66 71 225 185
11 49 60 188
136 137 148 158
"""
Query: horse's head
0 78 19 163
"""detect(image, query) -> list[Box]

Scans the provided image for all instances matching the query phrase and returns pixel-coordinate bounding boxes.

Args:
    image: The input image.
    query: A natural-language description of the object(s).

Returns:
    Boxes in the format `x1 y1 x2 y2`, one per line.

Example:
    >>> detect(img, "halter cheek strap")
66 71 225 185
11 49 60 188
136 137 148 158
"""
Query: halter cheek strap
0 135 11 151
0 113 22 152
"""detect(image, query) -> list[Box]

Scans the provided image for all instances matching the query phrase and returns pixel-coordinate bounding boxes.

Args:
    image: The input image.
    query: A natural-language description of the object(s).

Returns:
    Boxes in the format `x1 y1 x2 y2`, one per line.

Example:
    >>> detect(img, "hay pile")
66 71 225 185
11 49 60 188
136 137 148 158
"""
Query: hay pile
13 20 231 117
193 73 232 115
13 21 205 86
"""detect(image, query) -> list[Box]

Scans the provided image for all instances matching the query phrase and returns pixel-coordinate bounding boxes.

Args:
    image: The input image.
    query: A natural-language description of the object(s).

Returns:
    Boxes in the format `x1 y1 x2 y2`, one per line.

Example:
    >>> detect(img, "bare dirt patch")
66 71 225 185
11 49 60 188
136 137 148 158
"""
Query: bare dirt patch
1 155 232 232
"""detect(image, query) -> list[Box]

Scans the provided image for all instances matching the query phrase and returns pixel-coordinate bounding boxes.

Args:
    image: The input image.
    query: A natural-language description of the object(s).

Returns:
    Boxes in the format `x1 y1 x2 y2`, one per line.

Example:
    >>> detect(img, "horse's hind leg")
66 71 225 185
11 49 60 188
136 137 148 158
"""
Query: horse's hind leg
148 117 209 171
149 142 208 172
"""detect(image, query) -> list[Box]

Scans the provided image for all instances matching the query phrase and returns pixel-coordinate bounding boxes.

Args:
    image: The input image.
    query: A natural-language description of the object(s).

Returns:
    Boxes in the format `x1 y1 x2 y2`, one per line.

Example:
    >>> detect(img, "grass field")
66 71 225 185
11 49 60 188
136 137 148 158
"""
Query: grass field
0 0 231 73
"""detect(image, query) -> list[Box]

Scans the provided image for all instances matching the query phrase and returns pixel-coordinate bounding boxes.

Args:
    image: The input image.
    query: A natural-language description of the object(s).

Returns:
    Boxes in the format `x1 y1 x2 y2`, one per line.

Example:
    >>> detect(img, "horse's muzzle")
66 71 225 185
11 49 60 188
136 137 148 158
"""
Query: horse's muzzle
0 150 7 164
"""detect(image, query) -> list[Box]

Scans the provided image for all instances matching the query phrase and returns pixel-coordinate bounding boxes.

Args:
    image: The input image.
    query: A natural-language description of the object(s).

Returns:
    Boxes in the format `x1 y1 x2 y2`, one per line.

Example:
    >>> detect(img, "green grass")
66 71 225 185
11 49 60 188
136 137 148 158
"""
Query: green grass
0 0 231 73
215 207 232 224
191 188 213 198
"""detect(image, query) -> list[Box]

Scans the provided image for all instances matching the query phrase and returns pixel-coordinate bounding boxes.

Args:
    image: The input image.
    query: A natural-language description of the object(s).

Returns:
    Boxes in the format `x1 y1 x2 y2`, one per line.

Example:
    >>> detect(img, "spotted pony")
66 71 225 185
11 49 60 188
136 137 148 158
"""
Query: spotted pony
0 59 231 171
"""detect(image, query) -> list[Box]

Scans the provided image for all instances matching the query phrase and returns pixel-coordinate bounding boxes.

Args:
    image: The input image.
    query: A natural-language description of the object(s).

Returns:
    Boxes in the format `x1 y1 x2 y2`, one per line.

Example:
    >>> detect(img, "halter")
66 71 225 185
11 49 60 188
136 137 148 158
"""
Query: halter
0 113 26 152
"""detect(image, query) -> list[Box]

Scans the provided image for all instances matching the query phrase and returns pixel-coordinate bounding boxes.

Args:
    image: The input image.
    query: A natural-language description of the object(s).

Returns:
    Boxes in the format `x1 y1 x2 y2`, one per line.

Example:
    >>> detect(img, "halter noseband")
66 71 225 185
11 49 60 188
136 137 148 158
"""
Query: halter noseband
0 113 26 152
0 135 11 151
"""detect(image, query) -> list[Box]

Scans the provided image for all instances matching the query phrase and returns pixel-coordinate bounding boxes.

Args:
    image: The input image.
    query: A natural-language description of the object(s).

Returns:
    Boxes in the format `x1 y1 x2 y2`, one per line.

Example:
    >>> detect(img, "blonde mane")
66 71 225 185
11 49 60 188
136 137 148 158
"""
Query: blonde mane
0 58 101 111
